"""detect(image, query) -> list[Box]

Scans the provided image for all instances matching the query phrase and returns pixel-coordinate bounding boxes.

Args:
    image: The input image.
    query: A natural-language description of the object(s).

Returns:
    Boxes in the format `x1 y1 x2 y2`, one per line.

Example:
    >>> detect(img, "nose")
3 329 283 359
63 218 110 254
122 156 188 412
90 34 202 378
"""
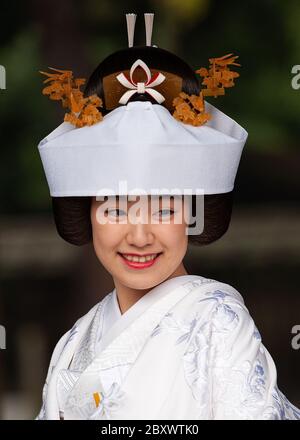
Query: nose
125 222 155 248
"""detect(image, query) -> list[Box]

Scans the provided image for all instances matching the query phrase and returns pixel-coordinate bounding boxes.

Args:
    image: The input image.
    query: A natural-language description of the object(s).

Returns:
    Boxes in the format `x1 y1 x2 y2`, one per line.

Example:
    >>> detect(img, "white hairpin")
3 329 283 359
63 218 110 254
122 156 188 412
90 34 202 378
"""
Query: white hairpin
126 13 137 48
144 13 154 46
116 59 166 104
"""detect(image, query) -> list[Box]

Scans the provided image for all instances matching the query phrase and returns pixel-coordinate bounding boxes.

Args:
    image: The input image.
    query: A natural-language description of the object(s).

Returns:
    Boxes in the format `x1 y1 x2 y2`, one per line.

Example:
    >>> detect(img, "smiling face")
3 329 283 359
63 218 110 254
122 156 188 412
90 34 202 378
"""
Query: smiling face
90 195 189 291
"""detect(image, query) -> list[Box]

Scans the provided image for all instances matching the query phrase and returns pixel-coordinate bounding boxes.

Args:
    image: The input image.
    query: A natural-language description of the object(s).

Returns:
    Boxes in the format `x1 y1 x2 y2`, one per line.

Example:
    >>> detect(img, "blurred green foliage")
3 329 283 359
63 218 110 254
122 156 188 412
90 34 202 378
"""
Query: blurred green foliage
1 0 300 213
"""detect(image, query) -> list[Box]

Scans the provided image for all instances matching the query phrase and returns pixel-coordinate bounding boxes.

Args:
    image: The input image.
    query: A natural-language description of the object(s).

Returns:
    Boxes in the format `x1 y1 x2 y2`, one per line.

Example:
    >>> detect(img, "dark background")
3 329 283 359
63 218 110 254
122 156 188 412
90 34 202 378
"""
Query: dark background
0 0 299 419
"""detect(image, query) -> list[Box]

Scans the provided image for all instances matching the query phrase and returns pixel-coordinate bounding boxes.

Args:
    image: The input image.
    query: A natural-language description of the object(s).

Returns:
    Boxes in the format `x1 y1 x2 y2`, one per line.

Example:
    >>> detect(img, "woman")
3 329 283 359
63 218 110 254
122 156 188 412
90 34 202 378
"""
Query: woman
36 13 300 419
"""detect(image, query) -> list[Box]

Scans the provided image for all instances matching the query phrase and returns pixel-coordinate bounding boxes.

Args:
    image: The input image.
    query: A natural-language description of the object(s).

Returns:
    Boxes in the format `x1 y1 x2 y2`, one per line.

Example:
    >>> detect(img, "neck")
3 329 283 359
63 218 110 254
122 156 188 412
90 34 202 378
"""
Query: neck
114 263 188 314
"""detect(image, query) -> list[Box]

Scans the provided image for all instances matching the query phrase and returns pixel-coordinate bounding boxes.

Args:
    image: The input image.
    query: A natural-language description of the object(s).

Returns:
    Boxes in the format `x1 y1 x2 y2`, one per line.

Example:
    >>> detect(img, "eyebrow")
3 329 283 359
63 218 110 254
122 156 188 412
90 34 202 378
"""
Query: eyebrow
104 195 179 204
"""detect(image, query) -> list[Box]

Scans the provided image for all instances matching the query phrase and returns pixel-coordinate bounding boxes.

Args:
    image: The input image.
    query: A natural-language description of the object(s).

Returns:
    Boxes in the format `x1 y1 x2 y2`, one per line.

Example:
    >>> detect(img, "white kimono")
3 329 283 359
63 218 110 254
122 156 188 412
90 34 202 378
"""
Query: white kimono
35 274 300 420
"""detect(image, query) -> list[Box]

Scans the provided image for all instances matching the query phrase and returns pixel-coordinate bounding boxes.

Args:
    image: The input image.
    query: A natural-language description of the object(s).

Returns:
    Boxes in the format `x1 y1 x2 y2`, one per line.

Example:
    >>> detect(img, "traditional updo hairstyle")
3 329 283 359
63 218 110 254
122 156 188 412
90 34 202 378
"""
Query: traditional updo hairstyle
51 46 234 246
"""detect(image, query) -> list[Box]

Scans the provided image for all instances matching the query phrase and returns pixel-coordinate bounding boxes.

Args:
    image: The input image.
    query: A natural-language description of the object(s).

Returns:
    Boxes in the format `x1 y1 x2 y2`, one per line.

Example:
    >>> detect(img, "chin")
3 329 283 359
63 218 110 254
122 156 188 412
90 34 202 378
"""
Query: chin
122 275 162 291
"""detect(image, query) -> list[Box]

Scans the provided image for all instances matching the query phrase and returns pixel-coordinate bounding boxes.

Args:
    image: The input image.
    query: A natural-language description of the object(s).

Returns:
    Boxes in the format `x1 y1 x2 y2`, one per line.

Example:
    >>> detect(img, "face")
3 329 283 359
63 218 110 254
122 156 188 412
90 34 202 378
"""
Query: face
90 195 190 291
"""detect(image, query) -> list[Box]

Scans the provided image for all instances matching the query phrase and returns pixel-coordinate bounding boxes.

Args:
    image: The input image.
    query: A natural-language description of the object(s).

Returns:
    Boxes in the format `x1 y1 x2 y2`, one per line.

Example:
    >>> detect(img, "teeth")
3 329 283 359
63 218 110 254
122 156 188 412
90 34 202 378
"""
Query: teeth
122 253 158 263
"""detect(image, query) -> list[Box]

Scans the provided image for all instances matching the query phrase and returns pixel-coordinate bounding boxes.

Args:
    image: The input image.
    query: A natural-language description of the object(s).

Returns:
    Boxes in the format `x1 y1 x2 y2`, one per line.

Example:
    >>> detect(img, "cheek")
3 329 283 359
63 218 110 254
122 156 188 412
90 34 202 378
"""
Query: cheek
157 222 188 251
91 207 119 256
92 223 120 255
91 213 131 263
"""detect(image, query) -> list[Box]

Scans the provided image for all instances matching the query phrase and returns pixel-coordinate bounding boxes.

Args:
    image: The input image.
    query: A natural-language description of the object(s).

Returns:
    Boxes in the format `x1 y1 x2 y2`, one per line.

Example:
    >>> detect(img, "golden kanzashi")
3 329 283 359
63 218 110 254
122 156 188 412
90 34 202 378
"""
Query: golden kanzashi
172 91 211 126
196 53 240 97
40 67 103 128
172 53 240 126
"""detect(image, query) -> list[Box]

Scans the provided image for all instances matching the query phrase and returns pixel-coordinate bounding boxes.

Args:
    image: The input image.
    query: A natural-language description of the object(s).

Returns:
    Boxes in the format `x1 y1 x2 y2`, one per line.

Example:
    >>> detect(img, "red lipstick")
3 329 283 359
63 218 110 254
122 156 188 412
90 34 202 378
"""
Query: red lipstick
118 252 162 270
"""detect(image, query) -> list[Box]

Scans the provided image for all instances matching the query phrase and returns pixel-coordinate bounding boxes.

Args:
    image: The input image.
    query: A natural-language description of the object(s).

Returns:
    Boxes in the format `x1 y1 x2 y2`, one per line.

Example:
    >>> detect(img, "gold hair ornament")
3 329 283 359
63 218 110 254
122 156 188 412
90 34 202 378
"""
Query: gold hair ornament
39 67 103 128
172 53 241 126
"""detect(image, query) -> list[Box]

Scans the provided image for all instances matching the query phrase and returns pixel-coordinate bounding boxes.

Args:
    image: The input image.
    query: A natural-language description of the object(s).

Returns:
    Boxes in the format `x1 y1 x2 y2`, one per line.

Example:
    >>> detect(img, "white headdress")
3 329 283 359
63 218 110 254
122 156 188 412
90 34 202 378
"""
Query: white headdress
38 13 248 197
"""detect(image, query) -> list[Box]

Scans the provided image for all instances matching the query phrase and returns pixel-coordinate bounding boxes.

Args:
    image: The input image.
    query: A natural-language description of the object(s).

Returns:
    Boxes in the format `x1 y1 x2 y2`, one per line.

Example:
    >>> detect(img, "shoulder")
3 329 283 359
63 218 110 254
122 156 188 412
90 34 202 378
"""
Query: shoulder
204 278 247 307
191 277 259 343
180 276 260 350
190 276 249 314
188 275 245 302
196 280 265 367
185 278 300 419
209 280 258 336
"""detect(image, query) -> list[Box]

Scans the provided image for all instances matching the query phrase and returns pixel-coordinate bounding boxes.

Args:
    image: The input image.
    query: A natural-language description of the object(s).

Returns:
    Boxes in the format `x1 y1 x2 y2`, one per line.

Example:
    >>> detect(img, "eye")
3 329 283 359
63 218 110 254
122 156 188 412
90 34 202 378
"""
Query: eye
157 209 175 217
106 208 126 217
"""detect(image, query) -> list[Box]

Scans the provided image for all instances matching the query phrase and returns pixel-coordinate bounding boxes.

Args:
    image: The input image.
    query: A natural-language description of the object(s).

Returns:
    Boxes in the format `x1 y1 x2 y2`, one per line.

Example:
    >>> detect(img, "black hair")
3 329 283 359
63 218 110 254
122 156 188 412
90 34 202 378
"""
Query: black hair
83 45 201 114
51 45 234 246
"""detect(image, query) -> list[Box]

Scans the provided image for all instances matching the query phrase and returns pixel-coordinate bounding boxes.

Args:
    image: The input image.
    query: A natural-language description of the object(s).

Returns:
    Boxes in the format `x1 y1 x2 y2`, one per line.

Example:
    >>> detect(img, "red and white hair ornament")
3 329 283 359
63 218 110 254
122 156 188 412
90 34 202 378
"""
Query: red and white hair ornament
116 59 166 104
